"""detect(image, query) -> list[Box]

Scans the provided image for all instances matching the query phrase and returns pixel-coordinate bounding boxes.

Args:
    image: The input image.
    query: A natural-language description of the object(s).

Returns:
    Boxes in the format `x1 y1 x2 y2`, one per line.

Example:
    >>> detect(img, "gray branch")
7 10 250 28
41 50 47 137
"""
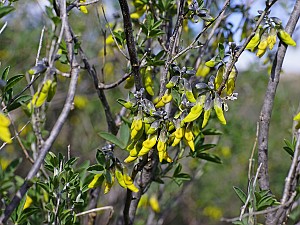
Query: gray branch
257 0 300 224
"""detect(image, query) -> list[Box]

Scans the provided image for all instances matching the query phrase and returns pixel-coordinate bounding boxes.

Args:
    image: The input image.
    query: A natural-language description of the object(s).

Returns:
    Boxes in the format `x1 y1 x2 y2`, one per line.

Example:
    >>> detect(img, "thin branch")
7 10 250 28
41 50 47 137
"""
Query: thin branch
159 0 186 97
76 206 114 217
239 163 262 220
171 0 230 63
98 72 132 90
71 29 118 135
0 21 7 35
273 129 300 223
0 1 81 223
35 26 45 66
118 0 142 90
257 0 300 223
216 1 278 95
100 5 129 60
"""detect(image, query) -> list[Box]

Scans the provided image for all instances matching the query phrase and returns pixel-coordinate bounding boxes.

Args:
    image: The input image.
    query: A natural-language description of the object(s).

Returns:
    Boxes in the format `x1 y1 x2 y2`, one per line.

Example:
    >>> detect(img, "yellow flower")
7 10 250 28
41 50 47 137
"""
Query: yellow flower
202 109 211 128
226 66 237 95
245 31 260 51
183 101 204 123
278 29 296 46
196 63 210 77
144 67 154 96
149 195 160 213
79 0 88 14
267 28 277 50
256 34 268 58
88 174 103 189
214 97 226 125
0 113 12 144
186 91 196 103
214 66 224 90
23 195 33 210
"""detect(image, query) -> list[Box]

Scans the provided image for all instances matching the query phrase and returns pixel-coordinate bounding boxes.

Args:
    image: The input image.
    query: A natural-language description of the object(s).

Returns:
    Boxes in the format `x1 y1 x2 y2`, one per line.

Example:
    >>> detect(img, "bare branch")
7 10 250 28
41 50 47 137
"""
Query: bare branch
98 72 132 90
76 206 114 217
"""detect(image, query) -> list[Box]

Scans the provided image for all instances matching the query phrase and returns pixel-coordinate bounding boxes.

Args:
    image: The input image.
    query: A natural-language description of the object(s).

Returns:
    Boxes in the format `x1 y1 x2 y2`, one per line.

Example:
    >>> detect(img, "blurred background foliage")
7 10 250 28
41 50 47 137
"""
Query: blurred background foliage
1 0 299 224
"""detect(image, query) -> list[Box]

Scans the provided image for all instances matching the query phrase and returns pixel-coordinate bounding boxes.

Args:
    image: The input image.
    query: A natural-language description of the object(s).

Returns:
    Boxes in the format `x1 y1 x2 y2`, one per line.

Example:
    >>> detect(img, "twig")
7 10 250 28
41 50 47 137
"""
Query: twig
100 5 129 60
0 21 7 35
216 1 278 95
257 0 300 223
70 29 118 135
66 0 100 12
171 0 230 63
0 1 81 223
239 163 262 220
118 0 142 90
98 72 132 90
76 206 114 217
35 26 45 66
159 0 186 97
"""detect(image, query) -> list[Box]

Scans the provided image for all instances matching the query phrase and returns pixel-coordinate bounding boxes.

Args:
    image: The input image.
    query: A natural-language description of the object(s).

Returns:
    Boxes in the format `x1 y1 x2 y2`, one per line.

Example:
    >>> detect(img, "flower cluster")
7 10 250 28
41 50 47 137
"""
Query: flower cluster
246 16 296 58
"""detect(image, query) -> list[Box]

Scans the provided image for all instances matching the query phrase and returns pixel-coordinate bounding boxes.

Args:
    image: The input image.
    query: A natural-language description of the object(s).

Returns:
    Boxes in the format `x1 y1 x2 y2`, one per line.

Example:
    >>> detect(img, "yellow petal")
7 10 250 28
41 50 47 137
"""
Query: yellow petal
187 140 195 151
23 195 33 210
214 105 226 125
115 170 127 188
142 134 157 149
149 195 160 213
0 126 12 143
0 113 11 127
183 104 203 123
278 30 296 46
202 110 211 128
245 32 260 51
88 174 103 189
186 91 196 103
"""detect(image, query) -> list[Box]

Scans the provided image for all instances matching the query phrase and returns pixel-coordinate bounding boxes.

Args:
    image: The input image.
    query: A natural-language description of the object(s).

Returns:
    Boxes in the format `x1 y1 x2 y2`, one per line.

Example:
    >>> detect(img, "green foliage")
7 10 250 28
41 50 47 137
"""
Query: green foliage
1 0 299 224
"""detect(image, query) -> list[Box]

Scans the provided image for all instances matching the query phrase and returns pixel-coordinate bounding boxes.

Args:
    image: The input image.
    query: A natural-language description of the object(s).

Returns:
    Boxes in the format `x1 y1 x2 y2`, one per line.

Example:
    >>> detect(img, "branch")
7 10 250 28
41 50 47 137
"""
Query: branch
76 206 114 217
71 30 118 135
273 129 300 223
98 72 132 90
216 1 278 95
257 0 300 223
118 0 142 90
159 0 186 97
0 1 80 223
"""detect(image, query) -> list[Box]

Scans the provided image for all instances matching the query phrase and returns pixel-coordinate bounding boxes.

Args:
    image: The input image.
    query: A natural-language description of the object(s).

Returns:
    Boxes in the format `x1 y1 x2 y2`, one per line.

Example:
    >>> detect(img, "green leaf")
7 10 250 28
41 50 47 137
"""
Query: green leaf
233 186 247 204
202 128 223 135
87 165 104 173
96 150 106 165
0 6 15 19
173 164 182 176
98 131 126 149
7 95 31 111
17 208 40 224
283 146 294 157
218 43 225 58
195 143 216 152
1 66 10 80
37 181 50 193
195 153 222 164
4 74 24 91
5 158 22 174
119 123 130 147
